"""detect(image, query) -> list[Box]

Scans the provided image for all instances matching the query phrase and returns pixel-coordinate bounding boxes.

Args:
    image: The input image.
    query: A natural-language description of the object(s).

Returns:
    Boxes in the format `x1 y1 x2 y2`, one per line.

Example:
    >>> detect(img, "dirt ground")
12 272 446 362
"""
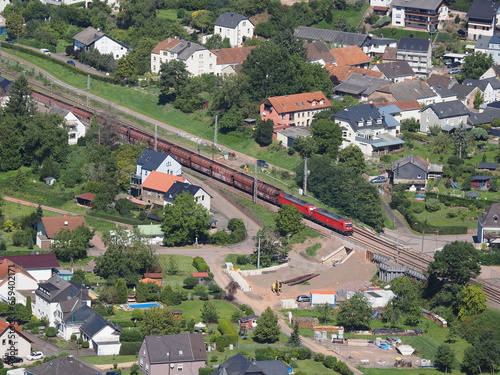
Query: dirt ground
336 344 423 368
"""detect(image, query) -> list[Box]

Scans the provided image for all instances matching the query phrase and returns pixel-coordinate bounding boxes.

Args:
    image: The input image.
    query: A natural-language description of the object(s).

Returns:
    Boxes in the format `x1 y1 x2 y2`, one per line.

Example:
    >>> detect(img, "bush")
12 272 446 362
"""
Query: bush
119 342 142 355
425 198 442 212
296 347 312 360
70 333 77 342
81 341 89 349
323 355 338 369
199 368 214 375
45 327 57 337
236 255 248 265
31 327 39 334
314 353 326 362
215 336 226 352
120 329 144 342
183 277 199 289
413 204 424 214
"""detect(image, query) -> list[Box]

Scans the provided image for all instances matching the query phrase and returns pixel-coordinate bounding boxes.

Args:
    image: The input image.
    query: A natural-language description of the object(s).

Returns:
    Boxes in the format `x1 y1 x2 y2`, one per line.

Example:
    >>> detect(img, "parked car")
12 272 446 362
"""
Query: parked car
66 60 76 66
449 68 461 74
256 159 269 168
296 295 310 302
39 48 51 56
446 61 461 68
26 351 44 361
370 176 387 183
4 355 23 365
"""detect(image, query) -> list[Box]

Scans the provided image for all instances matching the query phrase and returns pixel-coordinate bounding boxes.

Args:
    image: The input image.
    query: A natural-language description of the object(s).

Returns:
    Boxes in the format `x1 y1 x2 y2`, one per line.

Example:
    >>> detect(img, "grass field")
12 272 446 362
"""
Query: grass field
360 368 462 375
370 27 432 40
80 354 137 365
315 4 370 30
158 254 198 287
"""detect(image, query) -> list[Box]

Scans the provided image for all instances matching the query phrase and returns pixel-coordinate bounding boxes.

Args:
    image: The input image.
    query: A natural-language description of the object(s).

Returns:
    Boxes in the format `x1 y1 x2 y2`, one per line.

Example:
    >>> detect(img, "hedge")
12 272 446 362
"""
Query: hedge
217 320 238 336
120 329 144 342
199 368 215 375
0 42 116 84
18 38 56 52
192 256 210 273
404 210 467 235
119 342 142 355
87 210 144 225
426 192 495 210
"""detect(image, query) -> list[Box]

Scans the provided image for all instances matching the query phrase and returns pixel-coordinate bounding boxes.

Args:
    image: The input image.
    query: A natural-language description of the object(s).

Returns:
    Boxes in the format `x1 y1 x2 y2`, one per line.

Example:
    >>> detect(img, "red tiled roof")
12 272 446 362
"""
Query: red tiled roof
325 64 383 83
375 99 421 111
76 193 95 201
0 259 36 285
0 254 60 269
263 91 331 114
211 46 255 65
330 46 370 66
152 38 181 54
141 171 185 193
140 278 162 286
192 272 209 278
40 215 86 238
144 273 163 279
310 290 336 295
0 321 33 343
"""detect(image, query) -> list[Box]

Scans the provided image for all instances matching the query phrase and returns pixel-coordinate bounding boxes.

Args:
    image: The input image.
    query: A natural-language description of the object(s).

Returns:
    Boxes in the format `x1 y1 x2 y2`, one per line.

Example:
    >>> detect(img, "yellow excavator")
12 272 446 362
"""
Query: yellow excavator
271 280 283 295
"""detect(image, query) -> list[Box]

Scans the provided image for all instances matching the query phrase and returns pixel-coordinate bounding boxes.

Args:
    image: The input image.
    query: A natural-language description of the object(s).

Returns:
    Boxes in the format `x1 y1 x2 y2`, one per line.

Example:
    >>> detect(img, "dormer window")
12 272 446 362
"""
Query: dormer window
320 100 324 104
376 118 382 124
357 121 363 127
366 120 372 126
494 214 498 222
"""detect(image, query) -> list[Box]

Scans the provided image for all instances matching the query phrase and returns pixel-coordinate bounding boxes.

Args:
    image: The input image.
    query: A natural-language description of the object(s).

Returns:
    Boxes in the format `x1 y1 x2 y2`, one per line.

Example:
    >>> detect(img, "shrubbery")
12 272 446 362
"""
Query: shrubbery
119 342 142 355
45 327 57 337
425 198 442 212
192 257 210 273
120 329 144 342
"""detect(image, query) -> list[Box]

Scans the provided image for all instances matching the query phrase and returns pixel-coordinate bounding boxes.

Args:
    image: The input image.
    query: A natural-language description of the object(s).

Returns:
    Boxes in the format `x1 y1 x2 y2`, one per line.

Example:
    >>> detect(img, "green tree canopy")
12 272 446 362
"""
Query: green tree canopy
115 278 128 304
457 284 487 320
275 205 304 237
254 119 274 147
310 118 342 159
51 225 95 262
384 276 422 326
434 344 455 373
337 291 372 329
159 60 190 98
161 191 211 246
140 307 182 336
461 52 494 80
338 145 366 175
253 307 280 343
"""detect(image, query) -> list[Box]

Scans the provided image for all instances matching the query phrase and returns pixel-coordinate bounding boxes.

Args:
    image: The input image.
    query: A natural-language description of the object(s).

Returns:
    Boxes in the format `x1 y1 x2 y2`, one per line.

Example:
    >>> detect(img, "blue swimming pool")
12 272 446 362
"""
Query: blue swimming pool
129 302 161 309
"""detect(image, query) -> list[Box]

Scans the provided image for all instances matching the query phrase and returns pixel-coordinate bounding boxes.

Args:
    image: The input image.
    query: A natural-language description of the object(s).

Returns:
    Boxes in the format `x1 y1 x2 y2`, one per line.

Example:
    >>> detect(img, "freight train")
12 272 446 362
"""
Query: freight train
32 90 354 236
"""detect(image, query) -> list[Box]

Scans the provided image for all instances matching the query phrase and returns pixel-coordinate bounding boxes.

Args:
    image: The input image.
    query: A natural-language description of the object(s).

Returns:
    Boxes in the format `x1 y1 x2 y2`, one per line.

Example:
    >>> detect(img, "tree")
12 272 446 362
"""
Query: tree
5 12 24 40
474 90 484 109
337 291 372 329
275 205 304 237
25 296 32 318
434 344 455 373
3 75 36 118
254 119 274 147
204 34 230 49
140 307 182 336
471 127 489 141
292 136 318 158
457 284 487 320
452 124 472 158
310 118 342 159
288 322 301 347
461 52 493 80
338 145 366 175
253 307 280 343
401 118 420 132
384 276 422 326
51 225 95 262
159 60 190 98
315 303 332 324
131 309 144 322
427 241 481 286
161 191 211 246
251 229 289 267
165 256 179 275
200 301 219 324
161 285 183 306
71 269 87 285
114 54 139 83
115 278 128 304
130 364 140 375
461 331 500 375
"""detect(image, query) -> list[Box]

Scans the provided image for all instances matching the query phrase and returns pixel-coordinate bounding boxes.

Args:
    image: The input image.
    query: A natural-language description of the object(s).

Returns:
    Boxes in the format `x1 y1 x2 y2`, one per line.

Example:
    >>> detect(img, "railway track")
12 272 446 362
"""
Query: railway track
7 66 500 306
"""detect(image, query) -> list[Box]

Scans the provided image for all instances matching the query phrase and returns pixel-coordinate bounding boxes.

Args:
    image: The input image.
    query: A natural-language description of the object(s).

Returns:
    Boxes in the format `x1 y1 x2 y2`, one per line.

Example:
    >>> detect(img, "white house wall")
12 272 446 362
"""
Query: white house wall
215 21 254 47
0 330 31 357
156 156 182 176
94 36 128 60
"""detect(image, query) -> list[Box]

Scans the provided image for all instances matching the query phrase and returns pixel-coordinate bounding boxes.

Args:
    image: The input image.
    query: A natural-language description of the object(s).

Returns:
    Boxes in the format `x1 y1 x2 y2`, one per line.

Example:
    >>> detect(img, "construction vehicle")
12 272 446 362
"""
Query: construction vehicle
271 280 283 295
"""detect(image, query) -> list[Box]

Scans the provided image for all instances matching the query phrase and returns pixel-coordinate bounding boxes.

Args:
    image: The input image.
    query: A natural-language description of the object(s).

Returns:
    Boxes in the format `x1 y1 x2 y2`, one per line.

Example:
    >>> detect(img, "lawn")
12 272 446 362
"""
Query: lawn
158 254 198 287
225 254 257 270
411 202 481 230
360 368 461 375
80 355 137 365
370 27 432 40
174 300 239 322
156 9 193 20
315 3 370 30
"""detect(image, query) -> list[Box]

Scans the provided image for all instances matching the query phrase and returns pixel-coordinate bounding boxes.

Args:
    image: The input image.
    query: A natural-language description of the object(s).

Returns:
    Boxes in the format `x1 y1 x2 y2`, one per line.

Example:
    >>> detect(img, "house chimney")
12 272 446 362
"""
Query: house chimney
68 355 74 362
64 221 69 226
252 358 257 365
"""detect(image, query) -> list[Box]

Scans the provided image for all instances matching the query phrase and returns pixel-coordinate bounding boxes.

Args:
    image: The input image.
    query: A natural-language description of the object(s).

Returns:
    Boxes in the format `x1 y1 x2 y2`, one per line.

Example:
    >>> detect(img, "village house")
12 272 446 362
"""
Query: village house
431 84 458 102
138 333 207 375
141 170 187 207
275 126 311 148
375 100 421 122
211 354 289 375
73 27 128 60
330 46 371 69
0 254 60 283
0 259 38 305
419 100 470 132
150 38 216 76
463 78 497 104
164 181 212 211
26 355 103 375
450 83 479 109
333 73 391 101
213 12 254 47
0 320 33 357
35 215 86 250
260 91 331 130
304 41 336 66
487 34 500 65
396 38 432 77
49 107 86 145
0 75 12 108
391 0 448 31
390 154 443 188
211 46 254 75
325 64 383 85
238 314 259 334
477 203 500 243
373 80 438 105
372 61 415 83
334 103 405 156
466 0 500 41
80 311 122 356
427 74 458 89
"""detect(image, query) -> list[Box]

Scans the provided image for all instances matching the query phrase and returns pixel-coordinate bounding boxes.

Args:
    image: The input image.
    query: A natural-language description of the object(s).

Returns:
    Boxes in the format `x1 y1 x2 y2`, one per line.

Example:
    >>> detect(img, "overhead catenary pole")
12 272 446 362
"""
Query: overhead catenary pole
86 75 90 109
253 162 258 203
212 115 218 160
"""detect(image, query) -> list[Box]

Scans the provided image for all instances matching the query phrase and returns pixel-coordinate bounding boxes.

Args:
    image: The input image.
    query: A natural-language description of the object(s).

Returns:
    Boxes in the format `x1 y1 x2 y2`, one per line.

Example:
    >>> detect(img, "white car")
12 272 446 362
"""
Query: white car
26 351 44 361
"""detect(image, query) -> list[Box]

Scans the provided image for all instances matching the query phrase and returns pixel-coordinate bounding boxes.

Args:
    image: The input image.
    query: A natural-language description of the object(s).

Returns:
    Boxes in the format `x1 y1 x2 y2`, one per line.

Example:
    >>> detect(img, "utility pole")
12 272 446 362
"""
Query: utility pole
257 235 261 269
253 162 258 204
396 235 400 264
86 75 90 109
421 229 425 253
303 156 308 196
212 115 218 161
154 123 158 151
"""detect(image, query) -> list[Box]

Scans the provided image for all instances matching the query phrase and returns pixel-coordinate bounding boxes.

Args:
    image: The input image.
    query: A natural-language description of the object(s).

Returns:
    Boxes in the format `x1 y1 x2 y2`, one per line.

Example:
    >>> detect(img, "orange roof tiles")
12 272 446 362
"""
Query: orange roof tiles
330 46 370 66
310 290 336 295
192 272 209 278
152 38 181 54
264 91 331 114
211 46 255 65
141 171 185 193
375 99 421 111
325 63 383 83
0 321 33 343
41 215 86 238
140 278 162 286
0 259 36 286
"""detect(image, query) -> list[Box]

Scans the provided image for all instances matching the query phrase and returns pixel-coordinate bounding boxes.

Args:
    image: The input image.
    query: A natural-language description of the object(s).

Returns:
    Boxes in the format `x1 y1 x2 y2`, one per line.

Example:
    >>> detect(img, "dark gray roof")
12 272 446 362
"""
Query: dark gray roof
49 107 71 117
478 203 500 227
398 37 430 52
295 26 368 47
463 78 490 92
0 76 12 94
424 100 469 118
478 162 498 170
170 40 207 61
473 175 493 180
482 77 500 90
211 354 289 375
143 333 207 364
487 101 500 109
214 12 250 28
137 149 173 171
389 80 436 100
466 191 481 198
432 84 456 98
468 108 500 125
364 37 397 47
80 310 121 338
63 304 96 324
392 154 430 172
36 275 90 303
375 61 414 78
305 41 336 63
427 74 457 89
334 73 391 96
27 355 103 375
475 34 492 50
334 103 388 131
467 0 500 21
73 27 104 46
450 83 476 99
164 181 209 201
239 314 259 323
392 0 443 10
